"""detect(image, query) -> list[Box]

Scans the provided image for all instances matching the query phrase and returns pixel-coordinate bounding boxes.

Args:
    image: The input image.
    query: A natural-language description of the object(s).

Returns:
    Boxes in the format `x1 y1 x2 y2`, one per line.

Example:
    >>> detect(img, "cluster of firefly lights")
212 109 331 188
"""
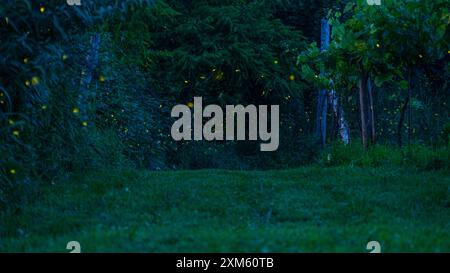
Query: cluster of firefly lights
5 5 93 177
5 4 450 176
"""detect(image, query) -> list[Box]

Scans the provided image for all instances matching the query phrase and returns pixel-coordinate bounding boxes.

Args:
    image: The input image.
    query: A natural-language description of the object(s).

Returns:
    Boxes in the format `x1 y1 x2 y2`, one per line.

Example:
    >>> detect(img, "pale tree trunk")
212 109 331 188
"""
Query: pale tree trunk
315 18 330 147
316 89 328 147
315 18 350 146
328 87 350 145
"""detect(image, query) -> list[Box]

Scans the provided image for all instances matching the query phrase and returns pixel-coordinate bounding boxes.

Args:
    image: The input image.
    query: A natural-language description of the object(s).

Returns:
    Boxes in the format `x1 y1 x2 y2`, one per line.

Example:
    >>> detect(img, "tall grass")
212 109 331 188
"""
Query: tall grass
320 142 450 171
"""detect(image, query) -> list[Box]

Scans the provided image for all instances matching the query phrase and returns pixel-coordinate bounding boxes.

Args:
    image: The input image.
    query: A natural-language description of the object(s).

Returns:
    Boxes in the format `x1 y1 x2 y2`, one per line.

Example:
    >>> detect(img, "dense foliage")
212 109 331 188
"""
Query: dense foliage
299 0 449 147
1 0 449 210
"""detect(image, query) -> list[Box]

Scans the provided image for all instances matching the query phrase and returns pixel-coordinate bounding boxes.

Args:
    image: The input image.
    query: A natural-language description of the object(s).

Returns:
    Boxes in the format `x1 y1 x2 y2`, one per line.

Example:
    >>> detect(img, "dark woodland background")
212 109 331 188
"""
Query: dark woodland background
1 0 449 220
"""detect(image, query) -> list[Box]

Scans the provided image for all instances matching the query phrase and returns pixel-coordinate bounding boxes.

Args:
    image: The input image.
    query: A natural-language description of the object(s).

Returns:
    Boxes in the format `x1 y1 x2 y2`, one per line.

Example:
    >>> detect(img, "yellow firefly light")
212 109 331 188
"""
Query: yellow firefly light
40 6 46 13
31 76 40 86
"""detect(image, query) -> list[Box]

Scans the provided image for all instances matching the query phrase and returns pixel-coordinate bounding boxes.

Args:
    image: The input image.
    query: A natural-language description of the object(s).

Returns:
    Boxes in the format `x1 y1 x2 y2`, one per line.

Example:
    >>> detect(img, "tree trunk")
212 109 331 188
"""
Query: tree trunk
328 88 350 145
358 69 371 149
316 89 328 147
397 96 410 147
315 18 351 146
367 78 376 144
315 18 331 147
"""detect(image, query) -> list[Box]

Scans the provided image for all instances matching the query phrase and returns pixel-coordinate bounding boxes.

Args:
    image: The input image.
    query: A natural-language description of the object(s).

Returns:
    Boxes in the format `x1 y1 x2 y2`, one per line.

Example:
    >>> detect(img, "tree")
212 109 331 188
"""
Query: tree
115 0 307 106
0 0 155 209
298 0 449 149
315 18 350 147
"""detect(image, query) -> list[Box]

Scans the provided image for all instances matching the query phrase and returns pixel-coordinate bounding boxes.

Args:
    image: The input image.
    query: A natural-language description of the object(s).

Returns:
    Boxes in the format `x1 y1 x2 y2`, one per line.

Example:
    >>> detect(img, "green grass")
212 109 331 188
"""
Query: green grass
1 166 450 253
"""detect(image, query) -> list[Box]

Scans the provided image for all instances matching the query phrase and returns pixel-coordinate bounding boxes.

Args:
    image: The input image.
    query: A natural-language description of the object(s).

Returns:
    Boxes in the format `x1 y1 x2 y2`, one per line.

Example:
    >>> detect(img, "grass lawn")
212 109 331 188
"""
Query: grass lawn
1 166 450 253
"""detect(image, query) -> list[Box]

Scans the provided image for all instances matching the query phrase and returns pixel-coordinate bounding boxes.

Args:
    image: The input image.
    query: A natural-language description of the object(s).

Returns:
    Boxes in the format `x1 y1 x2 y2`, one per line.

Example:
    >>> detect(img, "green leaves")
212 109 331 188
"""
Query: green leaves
343 2 355 14
301 64 316 81
123 0 307 103
374 74 393 87
399 80 408 90
307 0 449 93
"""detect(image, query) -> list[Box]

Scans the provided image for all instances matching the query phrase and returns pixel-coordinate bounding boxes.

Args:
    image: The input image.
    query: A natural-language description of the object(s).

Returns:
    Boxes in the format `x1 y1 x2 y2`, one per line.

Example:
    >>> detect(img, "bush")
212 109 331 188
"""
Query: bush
321 142 450 171
0 1 161 210
443 121 450 147
171 134 319 171
114 0 307 105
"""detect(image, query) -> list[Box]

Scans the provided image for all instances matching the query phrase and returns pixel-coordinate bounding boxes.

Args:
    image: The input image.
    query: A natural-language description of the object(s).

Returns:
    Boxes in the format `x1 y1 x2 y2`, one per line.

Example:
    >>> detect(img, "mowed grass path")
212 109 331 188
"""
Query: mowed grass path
1 166 450 252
